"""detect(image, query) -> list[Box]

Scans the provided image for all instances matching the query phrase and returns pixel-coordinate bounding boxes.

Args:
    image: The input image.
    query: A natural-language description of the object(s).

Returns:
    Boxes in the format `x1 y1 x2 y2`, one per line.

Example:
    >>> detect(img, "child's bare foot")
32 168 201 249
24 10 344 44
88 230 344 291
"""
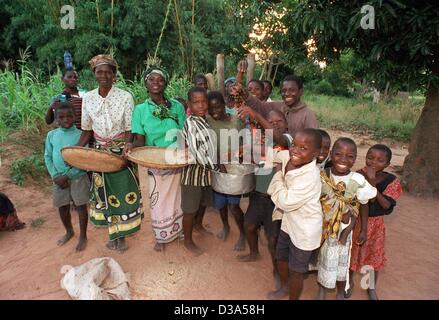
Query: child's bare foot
367 289 379 300
344 282 354 299
106 240 117 250
194 224 213 236
237 253 260 262
57 230 74 246
336 293 345 300
233 235 246 251
117 238 128 253
154 242 165 252
75 237 87 252
184 241 203 256
267 288 289 300
216 227 230 241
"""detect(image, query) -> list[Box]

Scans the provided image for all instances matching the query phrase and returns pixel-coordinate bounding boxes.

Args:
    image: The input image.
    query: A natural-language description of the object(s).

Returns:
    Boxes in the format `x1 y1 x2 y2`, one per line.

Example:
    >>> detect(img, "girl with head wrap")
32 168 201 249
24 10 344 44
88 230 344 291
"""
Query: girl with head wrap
75 54 143 253
131 65 186 252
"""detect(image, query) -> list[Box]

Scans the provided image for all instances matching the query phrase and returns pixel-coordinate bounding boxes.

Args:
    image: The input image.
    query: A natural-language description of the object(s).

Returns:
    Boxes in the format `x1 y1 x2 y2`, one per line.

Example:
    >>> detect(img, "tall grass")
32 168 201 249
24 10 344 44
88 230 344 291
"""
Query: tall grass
303 93 423 142
0 64 191 140
0 62 422 143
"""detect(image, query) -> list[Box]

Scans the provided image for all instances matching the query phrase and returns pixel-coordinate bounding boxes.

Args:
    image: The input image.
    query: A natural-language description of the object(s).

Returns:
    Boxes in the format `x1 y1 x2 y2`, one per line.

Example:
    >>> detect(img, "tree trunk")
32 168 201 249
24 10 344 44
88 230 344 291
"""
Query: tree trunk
246 53 255 84
217 54 225 94
402 50 439 197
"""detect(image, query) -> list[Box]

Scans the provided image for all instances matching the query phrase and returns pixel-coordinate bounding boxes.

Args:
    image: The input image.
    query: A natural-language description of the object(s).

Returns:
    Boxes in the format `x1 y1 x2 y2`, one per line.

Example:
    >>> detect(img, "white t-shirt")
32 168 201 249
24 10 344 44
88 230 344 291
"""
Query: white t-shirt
330 171 377 204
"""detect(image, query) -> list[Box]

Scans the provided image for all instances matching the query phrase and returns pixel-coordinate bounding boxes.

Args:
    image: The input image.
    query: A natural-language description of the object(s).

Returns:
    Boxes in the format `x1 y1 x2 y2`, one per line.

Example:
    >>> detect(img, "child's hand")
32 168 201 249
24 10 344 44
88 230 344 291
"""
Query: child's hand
122 142 133 159
362 166 377 185
356 230 367 246
274 163 282 173
54 175 69 189
339 229 350 246
237 60 248 74
237 105 256 120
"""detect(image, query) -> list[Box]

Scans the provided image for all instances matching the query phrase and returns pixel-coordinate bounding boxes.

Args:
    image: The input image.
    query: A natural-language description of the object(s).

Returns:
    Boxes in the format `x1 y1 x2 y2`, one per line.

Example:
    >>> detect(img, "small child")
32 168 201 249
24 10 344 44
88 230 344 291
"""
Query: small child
193 73 209 91
317 138 377 300
316 129 331 169
206 91 246 250
44 102 90 252
0 192 25 231
347 144 402 300
181 87 217 256
267 128 323 300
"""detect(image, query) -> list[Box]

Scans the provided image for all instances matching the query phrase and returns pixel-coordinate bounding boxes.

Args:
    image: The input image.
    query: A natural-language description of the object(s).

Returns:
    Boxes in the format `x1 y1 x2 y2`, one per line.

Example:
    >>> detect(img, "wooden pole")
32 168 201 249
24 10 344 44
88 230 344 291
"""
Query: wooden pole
246 53 255 84
205 73 215 91
217 54 225 94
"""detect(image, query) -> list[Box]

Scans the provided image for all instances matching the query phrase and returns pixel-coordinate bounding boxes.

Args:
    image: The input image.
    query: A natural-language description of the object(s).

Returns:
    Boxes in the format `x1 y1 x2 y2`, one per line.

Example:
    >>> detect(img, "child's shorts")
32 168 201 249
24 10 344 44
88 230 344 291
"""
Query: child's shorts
244 191 280 238
181 185 213 214
53 174 90 208
276 230 318 273
213 191 241 209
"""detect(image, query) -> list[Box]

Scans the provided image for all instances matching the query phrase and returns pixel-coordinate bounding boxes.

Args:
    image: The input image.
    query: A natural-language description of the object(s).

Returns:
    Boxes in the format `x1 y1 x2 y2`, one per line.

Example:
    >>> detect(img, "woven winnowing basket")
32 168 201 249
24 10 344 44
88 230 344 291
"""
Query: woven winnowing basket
61 146 127 173
128 146 189 169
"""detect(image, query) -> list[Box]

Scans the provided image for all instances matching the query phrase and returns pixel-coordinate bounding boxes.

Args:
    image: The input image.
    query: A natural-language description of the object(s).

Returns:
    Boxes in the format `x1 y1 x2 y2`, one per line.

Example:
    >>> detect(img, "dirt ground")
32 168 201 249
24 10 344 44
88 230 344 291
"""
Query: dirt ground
1 129 439 300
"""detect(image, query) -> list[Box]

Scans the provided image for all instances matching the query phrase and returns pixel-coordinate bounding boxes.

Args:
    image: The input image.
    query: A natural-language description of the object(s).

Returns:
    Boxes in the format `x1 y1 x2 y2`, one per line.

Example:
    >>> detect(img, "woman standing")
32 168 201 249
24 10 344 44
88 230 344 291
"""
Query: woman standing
131 66 186 252
76 54 142 253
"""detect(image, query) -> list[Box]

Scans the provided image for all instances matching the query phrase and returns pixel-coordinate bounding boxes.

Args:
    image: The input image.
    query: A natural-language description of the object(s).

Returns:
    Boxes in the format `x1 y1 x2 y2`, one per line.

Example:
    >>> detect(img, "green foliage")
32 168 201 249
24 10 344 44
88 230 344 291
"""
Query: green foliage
0 0 267 78
11 151 47 186
314 79 333 95
281 0 439 92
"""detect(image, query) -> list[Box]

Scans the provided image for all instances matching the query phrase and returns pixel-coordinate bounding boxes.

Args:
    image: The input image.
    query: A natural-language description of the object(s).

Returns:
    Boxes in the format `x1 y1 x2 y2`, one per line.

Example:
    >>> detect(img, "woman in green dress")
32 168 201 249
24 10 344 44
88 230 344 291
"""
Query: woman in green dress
132 66 186 251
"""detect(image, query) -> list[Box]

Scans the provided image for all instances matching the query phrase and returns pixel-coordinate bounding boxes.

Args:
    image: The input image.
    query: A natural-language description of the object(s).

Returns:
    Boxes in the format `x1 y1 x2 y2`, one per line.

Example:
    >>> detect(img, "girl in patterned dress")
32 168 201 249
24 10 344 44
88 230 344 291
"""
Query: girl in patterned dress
347 144 402 300
317 138 377 300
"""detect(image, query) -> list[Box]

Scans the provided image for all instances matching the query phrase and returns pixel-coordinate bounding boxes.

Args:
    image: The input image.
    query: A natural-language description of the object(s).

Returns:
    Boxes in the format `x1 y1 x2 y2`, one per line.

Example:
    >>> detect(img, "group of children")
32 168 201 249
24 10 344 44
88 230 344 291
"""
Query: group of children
31 62 402 300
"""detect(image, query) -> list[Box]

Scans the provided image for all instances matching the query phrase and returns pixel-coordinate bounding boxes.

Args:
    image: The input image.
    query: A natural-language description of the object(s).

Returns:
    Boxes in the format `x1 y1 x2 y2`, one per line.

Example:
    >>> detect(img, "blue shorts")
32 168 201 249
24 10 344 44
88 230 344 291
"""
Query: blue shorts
213 191 241 209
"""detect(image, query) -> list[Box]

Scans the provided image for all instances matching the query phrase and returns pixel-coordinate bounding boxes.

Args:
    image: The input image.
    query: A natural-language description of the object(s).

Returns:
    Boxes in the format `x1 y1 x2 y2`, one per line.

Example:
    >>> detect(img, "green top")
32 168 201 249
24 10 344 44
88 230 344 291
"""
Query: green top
132 98 186 147
206 114 244 161
44 126 86 180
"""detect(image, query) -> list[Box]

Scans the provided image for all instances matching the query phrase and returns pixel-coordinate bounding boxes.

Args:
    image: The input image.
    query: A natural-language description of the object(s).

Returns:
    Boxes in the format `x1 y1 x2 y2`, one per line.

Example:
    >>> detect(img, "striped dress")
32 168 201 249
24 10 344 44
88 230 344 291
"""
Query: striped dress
181 115 217 187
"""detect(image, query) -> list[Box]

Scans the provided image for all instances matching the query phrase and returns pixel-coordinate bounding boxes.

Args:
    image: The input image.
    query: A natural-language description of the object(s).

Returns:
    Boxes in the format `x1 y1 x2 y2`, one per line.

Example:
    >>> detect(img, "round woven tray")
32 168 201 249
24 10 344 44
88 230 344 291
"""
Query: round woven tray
61 146 127 173
128 146 189 169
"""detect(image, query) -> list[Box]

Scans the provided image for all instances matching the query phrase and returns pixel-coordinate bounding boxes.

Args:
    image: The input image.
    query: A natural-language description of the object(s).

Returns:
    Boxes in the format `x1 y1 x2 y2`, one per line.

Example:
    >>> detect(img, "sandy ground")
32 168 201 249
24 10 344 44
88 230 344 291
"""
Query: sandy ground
1 129 439 300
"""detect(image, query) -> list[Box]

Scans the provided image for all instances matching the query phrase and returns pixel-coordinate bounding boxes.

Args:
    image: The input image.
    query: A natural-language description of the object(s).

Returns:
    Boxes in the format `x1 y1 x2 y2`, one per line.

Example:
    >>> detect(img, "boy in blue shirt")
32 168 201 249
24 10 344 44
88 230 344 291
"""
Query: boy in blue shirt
44 103 90 251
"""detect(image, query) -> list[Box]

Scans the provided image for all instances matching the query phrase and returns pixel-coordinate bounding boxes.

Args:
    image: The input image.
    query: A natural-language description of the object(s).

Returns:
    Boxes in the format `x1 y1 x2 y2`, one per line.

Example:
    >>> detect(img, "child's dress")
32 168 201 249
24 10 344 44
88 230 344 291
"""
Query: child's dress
317 169 377 289
350 172 402 272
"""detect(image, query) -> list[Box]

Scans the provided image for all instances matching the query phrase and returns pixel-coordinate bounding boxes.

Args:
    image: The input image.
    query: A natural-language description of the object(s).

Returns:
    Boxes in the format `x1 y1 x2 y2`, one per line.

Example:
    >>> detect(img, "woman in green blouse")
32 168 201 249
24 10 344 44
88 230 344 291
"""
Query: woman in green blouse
132 67 186 251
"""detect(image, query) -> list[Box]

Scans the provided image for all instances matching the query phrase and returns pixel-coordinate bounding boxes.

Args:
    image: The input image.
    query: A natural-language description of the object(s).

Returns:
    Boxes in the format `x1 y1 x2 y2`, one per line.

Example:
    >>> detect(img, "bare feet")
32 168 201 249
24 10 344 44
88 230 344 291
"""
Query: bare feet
194 224 213 236
57 230 74 246
216 227 230 241
75 237 87 252
336 293 345 300
233 235 246 251
184 241 203 257
237 253 260 262
267 288 289 300
117 238 128 253
106 240 117 250
344 282 354 299
368 289 379 300
154 242 165 252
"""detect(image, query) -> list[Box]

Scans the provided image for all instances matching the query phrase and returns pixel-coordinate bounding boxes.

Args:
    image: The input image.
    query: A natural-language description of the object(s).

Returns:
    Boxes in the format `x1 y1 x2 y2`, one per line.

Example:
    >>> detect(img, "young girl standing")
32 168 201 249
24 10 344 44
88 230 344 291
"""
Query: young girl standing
317 138 377 300
348 144 402 300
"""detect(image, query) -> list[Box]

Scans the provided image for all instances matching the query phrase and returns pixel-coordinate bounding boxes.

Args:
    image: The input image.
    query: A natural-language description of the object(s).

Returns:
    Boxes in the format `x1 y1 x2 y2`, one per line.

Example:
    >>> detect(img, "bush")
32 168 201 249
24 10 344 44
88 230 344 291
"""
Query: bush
314 79 333 95
10 152 48 186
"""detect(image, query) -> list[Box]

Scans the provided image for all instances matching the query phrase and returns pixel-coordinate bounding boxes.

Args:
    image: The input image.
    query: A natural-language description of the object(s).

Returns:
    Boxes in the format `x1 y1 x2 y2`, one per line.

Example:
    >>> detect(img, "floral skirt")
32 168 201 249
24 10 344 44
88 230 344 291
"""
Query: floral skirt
350 216 386 272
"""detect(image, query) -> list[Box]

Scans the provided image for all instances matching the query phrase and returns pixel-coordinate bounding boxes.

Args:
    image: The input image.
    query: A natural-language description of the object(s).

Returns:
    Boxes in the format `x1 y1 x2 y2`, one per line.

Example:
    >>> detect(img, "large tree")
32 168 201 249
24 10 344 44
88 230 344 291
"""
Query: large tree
281 0 439 197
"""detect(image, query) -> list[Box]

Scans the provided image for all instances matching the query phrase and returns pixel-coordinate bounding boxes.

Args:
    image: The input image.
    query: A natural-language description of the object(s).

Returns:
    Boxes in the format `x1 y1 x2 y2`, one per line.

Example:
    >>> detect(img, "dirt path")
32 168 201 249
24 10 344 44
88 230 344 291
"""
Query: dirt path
1 129 438 300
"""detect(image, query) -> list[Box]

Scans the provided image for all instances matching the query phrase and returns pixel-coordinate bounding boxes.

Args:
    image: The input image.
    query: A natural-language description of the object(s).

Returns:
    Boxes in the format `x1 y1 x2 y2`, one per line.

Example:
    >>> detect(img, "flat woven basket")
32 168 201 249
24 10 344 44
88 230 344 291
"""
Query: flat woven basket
128 146 189 169
61 146 127 173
